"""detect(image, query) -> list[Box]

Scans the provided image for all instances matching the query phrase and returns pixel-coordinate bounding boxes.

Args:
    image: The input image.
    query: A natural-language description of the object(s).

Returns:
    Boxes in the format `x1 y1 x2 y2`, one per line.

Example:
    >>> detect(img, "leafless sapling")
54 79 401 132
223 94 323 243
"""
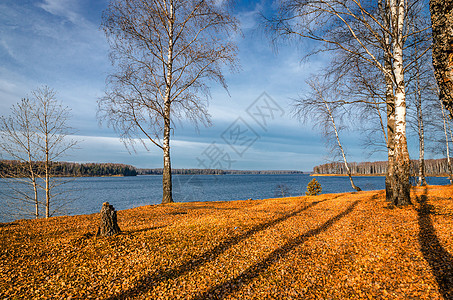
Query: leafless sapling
0 99 41 219
294 78 361 192
0 87 77 219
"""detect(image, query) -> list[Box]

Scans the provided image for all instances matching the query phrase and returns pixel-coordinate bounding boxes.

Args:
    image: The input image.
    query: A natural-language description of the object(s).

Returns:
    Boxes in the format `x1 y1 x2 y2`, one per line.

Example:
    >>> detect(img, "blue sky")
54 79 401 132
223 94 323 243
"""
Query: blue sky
0 0 391 171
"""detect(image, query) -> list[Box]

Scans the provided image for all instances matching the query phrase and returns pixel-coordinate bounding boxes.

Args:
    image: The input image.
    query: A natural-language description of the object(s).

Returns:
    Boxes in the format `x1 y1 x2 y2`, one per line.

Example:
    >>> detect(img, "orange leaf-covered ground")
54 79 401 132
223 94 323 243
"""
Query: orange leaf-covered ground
1 185 452 299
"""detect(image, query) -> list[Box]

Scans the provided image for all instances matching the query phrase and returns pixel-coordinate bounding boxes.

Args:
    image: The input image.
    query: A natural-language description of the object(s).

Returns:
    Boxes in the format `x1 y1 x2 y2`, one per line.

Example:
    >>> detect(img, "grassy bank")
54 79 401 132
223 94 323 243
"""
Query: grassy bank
1 185 453 299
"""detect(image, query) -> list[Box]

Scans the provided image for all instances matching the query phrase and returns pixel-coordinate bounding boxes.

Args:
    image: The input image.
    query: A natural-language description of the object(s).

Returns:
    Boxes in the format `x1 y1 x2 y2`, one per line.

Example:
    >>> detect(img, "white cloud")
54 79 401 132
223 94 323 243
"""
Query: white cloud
236 6 261 31
0 0 110 133
0 77 18 95
0 40 18 61
70 134 215 155
36 0 86 26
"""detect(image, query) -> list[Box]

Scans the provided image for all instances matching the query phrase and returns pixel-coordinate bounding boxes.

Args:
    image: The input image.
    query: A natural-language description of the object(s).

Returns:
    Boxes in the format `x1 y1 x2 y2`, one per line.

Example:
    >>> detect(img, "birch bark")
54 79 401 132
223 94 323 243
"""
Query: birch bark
322 98 361 191
390 0 411 205
162 1 174 204
415 63 427 186
440 98 453 184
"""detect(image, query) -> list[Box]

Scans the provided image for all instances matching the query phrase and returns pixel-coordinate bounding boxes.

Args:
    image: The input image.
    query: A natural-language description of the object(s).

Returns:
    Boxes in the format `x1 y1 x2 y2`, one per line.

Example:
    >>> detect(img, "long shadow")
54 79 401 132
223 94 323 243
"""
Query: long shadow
0 222 17 228
192 200 360 300
417 188 453 299
109 199 329 299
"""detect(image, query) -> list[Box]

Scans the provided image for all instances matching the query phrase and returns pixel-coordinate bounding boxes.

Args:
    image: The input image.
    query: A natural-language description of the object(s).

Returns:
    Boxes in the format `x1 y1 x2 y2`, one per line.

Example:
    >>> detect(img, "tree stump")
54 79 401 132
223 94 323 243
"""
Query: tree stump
96 202 121 236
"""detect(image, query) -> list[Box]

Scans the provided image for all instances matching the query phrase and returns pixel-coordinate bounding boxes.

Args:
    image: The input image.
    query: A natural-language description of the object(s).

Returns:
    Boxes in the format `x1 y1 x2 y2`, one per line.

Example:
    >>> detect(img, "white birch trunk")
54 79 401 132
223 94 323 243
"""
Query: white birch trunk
381 0 396 202
385 63 395 201
323 100 361 191
44 109 50 218
162 0 174 204
390 0 411 205
415 66 427 186
411 19 427 186
27 145 39 218
24 109 40 218
440 98 453 184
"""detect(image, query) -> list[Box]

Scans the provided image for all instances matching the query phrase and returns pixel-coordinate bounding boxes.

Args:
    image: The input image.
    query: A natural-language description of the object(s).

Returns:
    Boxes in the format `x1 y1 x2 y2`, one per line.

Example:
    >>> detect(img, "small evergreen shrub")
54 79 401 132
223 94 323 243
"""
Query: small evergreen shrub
306 178 322 196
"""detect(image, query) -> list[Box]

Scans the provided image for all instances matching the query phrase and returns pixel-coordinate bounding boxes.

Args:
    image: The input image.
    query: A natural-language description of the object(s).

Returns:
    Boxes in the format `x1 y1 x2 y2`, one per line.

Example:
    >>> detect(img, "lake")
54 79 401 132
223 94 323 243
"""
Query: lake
0 174 450 223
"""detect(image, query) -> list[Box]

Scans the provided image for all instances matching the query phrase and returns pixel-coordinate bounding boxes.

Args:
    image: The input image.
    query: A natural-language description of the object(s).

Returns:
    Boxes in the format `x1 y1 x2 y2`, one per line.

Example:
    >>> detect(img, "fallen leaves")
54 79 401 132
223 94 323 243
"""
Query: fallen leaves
0 186 452 299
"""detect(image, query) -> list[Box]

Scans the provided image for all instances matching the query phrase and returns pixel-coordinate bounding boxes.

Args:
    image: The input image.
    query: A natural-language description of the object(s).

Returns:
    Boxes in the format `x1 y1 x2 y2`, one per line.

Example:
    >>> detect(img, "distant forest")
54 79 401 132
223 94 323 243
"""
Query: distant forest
0 160 304 177
137 169 304 175
0 161 138 177
313 158 453 176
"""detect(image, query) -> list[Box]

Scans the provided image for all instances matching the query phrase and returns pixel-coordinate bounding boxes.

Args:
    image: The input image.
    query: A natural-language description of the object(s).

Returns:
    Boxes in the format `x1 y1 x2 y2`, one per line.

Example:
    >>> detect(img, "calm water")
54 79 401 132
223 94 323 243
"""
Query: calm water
0 174 450 223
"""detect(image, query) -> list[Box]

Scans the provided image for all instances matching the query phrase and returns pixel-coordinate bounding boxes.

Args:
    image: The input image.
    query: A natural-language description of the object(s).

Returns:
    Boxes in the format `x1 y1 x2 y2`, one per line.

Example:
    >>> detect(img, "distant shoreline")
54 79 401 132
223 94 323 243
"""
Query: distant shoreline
137 169 305 175
311 173 385 177
311 173 450 178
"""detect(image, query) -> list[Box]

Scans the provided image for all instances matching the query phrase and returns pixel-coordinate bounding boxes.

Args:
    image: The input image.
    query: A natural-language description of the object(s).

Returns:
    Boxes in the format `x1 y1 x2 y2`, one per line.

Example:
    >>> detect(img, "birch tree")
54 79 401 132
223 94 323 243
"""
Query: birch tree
438 98 453 184
0 99 40 219
0 87 77 219
326 50 388 156
405 46 433 186
98 0 239 204
33 86 77 218
268 0 430 205
294 79 361 192
414 70 427 186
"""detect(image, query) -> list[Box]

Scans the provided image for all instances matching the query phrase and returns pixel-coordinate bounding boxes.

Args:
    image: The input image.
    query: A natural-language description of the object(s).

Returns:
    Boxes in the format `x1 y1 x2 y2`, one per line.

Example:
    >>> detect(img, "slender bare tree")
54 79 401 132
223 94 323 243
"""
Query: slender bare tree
447 117 453 182
33 86 77 218
405 46 433 186
0 87 77 219
414 69 427 186
294 79 361 192
0 99 40 219
438 98 453 184
326 50 388 156
98 0 239 204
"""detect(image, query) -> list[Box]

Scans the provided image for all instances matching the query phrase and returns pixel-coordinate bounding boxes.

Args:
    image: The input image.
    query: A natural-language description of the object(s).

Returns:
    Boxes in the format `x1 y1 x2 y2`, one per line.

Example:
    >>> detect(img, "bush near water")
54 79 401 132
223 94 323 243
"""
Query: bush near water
306 178 322 196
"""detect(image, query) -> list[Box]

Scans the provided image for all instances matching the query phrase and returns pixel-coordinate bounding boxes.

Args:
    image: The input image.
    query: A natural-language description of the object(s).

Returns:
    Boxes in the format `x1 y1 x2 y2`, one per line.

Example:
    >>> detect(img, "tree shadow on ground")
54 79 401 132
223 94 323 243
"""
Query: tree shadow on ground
191 200 360 300
417 187 453 299
108 199 330 299
0 222 18 228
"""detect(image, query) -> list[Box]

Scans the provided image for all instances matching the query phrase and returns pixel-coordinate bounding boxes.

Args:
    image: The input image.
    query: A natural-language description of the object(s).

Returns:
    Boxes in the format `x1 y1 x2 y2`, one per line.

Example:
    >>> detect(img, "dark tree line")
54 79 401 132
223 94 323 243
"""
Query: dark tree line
0 160 138 177
137 169 304 175
313 158 453 176
1 161 303 177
